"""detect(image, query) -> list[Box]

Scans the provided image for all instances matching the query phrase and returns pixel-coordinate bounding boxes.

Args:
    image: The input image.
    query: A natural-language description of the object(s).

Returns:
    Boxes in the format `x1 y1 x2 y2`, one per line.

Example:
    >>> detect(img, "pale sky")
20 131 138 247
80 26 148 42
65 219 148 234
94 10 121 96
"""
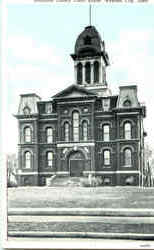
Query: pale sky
2 3 154 154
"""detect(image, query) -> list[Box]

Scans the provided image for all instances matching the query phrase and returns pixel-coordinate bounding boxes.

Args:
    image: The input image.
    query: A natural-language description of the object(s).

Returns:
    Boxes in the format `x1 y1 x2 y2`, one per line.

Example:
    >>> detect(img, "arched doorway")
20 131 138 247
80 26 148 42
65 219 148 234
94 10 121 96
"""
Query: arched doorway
68 151 85 177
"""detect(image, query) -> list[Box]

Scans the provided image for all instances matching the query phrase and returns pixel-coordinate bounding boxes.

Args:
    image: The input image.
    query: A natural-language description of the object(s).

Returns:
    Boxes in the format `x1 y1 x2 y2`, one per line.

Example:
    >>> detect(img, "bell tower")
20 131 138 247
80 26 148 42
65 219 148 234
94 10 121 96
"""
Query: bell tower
71 26 110 90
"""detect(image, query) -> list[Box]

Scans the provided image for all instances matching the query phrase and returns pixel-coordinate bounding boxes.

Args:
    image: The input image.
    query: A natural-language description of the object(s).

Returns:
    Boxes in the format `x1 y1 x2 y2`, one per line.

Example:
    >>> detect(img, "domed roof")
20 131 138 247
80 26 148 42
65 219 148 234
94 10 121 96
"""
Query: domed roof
75 26 104 57
71 26 109 65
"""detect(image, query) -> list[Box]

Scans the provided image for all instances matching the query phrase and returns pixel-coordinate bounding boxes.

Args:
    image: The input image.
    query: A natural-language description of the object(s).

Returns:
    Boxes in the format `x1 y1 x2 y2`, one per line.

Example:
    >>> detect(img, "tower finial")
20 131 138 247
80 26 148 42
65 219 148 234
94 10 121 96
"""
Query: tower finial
89 4 92 26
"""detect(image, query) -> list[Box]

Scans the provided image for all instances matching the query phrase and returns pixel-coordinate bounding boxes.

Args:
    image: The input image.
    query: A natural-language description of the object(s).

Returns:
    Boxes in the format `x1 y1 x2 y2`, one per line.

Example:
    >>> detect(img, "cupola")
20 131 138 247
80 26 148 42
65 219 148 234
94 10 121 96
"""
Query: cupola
71 26 110 87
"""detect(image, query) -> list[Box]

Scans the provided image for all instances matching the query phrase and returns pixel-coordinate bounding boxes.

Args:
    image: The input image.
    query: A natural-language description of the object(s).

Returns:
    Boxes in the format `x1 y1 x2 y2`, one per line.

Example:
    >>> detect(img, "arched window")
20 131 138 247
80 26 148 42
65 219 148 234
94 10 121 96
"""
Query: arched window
124 122 131 139
94 61 99 82
64 122 69 141
104 150 110 165
85 62 91 84
23 107 31 115
24 151 31 169
103 125 110 141
124 148 132 166
77 63 82 85
123 99 131 107
73 111 79 141
82 121 88 141
47 152 53 168
24 127 31 142
46 127 53 143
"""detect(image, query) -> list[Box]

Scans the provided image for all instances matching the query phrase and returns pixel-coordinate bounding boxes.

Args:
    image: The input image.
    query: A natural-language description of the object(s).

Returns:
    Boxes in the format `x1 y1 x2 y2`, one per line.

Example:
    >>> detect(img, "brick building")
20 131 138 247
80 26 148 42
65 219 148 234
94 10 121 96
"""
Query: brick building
15 25 147 186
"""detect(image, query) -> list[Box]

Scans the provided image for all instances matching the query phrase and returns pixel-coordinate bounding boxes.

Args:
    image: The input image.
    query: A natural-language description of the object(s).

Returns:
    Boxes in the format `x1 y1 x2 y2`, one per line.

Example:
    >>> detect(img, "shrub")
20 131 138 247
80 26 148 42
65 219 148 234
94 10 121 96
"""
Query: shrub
7 180 18 188
80 176 103 187
80 178 91 187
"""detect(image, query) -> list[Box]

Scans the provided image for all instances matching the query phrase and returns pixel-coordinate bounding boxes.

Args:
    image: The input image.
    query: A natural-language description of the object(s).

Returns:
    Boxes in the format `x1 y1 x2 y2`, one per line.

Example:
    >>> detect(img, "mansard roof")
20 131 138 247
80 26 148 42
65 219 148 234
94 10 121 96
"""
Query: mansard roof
52 84 97 99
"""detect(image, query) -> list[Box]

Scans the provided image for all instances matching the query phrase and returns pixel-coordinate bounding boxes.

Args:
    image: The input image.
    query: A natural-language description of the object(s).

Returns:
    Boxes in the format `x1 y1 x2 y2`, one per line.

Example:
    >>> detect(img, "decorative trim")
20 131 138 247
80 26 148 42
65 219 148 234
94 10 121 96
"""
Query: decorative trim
80 118 90 125
115 139 139 142
120 145 135 153
99 147 113 154
57 142 95 148
95 171 116 174
21 148 34 155
38 172 56 175
58 100 95 104
117 112 139 116
61 119 71 126
95 115 112 118
83 171 96 174
19 118 38 121
41 113 57 116
93 171 140 174
116 170 140 174
64 147 88 160
100 121 112 128
21 124 33 131
56 172 70 174
39 118 58 121
17 172 38 175
120 119 135 127
43 124 55 131
17 170 140 175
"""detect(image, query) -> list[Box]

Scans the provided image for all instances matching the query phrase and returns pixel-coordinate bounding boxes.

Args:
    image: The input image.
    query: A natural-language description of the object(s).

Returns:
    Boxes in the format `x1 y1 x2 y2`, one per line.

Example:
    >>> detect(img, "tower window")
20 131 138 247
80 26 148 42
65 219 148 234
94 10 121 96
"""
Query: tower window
46 127 53 143
103 125 110 141
73 111 79 141
47 152 53 168
77 63 82 85
94 61 99 82
124 148 132 166
85 62 91 84
24 151 31 169
84 36 92 45
82 121 88 141
103 150 110 165
24 127 32 143
124 122 131 139
64 122 69 141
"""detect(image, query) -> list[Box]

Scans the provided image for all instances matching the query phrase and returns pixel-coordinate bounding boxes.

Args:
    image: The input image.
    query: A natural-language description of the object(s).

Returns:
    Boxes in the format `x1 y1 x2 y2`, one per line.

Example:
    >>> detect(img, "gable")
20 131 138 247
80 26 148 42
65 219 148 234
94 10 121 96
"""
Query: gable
52 84 96 99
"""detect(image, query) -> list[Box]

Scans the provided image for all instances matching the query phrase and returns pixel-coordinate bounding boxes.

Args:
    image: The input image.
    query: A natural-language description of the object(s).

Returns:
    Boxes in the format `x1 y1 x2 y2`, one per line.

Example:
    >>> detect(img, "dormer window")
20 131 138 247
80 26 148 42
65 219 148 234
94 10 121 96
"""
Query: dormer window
84 36 92 45
102 98 110 111
123 99 131 107
46 103 52 113
23 107 31 115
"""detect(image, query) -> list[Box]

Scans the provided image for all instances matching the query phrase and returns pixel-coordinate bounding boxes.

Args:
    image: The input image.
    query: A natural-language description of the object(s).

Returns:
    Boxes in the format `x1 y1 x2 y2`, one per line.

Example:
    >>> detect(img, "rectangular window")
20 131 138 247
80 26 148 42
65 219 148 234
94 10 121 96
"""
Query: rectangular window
124 123 131 140
104 150 110 166
102 98 110 111
64 123 69 141
47 128 53 143
25 127 31 143
73 112 79 141
47 152 53 168
103 125 110 141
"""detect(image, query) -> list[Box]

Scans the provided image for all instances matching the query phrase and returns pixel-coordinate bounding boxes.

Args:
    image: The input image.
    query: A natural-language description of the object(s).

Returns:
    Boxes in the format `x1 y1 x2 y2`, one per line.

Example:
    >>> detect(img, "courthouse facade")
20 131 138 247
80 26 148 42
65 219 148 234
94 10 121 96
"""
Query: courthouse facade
15 25 147 186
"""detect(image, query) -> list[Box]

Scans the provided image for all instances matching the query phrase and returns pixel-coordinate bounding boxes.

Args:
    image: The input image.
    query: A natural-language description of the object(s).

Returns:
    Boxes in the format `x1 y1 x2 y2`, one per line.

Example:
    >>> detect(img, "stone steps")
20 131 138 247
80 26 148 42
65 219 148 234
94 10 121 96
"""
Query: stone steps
50 176 82 186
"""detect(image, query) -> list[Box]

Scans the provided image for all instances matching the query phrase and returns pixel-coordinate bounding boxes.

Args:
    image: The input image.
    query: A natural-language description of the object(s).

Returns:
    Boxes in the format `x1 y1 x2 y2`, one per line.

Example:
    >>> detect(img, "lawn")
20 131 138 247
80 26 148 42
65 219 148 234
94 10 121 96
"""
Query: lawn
8 186 154 209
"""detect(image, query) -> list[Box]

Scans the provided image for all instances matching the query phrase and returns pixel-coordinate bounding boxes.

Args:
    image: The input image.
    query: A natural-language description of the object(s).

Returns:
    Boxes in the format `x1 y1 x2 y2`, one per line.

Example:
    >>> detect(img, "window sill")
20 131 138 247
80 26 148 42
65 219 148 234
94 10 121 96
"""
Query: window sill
102 165 111 168
122 165 132 168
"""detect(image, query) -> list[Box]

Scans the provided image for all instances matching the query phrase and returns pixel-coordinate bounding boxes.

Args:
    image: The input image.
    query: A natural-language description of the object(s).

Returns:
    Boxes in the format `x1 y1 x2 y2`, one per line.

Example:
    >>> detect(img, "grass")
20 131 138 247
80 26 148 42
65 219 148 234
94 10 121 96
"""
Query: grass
8 186 154 209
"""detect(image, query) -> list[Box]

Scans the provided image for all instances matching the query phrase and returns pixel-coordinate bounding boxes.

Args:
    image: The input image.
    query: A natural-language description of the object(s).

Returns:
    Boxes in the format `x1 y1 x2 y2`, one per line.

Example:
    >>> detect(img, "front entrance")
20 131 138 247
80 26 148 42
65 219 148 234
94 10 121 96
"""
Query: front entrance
69 151 85 177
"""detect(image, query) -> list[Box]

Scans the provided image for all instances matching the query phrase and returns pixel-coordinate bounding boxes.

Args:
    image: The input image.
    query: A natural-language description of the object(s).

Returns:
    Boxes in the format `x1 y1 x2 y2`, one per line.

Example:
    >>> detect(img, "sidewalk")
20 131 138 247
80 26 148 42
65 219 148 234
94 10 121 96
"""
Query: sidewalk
8 207 154 217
